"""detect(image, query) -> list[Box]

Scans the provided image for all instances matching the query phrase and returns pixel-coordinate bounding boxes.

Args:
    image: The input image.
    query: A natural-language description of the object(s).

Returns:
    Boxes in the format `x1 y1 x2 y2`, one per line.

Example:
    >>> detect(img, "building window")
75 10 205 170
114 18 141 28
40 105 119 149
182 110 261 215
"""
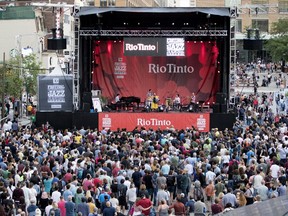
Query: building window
108 0 115 6
236 19 242 33
100 0 107 7
252 19 269 33
251 0 268 3
279 0 288 13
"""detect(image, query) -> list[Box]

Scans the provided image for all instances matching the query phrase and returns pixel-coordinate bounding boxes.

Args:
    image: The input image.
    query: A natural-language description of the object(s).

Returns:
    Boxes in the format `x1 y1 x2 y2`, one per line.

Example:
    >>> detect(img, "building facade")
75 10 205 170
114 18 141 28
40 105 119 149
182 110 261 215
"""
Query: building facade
94 0 166 7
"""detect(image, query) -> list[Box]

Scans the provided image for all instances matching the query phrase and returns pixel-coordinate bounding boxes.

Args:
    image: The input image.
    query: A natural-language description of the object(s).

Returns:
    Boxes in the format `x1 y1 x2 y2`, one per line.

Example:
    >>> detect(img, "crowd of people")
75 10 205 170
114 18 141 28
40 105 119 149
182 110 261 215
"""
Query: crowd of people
0 89 288 216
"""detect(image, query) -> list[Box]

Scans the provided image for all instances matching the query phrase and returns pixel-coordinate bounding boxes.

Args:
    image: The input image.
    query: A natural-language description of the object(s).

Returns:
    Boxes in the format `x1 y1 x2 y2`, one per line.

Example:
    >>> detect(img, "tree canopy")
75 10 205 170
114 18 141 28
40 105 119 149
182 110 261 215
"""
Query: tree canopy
3 54 43 99
265 18 288 61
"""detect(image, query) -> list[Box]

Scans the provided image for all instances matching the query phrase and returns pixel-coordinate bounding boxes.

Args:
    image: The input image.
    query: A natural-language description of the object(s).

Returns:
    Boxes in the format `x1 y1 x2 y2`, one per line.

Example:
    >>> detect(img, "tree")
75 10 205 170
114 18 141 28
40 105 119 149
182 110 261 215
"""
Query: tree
265 18 288 62
6 53 43 100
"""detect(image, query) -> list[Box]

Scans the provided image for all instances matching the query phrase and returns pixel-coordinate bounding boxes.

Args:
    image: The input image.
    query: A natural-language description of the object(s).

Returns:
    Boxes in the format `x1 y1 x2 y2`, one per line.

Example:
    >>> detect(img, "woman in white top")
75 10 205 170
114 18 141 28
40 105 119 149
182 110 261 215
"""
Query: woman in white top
222 151 230 165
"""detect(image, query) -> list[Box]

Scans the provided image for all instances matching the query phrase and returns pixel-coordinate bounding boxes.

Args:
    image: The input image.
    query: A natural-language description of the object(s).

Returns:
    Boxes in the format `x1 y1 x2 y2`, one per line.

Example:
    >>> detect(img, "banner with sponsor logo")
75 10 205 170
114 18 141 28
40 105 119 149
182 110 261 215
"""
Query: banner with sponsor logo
38 75 73 112
98 113 210 132
92 40 219 104
124 37 185 57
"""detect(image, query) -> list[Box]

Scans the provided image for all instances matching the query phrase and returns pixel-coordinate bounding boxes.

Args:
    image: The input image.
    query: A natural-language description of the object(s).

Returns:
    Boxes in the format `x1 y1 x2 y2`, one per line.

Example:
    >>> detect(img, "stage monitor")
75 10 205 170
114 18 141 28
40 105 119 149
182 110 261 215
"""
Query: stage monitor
37 75 73 112
123 37 185 57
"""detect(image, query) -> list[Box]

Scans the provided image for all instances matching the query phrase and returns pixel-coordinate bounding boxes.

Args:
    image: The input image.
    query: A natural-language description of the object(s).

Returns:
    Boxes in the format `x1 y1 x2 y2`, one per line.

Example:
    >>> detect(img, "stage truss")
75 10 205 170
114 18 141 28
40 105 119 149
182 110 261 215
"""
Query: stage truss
79 29 228 37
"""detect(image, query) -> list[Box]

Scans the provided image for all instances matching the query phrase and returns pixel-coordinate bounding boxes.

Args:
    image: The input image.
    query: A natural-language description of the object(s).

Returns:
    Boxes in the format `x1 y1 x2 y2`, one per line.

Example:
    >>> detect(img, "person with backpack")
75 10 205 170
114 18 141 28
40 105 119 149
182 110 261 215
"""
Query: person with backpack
117 179 128 213
192 181 204 202
244 183 256 205
166 170 176 202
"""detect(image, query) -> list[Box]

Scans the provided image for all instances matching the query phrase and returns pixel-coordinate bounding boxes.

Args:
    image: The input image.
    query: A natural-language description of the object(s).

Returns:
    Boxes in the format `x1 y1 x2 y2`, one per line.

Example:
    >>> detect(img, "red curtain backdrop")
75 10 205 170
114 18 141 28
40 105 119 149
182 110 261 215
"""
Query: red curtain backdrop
92 40 220 104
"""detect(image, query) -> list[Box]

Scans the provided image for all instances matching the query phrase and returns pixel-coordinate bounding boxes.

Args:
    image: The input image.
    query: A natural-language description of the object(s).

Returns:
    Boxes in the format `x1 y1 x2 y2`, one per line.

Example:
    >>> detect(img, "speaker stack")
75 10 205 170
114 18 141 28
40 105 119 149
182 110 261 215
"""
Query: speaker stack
213 93 227 113
82 92 92 112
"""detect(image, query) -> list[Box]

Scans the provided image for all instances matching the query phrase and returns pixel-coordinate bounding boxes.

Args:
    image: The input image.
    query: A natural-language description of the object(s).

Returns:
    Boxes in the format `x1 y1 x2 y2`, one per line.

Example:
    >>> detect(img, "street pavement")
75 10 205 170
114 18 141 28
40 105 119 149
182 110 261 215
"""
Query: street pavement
231 69 287 113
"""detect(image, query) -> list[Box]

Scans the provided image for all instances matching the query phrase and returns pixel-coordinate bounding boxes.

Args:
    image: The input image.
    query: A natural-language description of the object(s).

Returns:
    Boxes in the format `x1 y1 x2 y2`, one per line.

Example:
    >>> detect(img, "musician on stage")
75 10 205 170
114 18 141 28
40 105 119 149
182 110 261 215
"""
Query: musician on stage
114 93 121 111
146 89 153 108
190 92 196 112
173 94 181 110
151 92 160 111
115 93 120 103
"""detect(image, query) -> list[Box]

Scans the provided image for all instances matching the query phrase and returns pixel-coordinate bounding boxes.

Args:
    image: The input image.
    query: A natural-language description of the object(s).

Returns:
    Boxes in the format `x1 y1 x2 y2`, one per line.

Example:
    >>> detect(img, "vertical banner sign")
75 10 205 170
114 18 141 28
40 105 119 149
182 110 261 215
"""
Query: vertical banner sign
37 75 73 112
98 113 210 132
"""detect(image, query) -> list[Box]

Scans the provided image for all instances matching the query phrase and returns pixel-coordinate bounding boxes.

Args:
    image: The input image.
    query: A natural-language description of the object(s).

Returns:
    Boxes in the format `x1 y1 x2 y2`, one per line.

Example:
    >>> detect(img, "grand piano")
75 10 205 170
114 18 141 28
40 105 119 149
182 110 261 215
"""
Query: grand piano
108 96 141 111
120 96 141 109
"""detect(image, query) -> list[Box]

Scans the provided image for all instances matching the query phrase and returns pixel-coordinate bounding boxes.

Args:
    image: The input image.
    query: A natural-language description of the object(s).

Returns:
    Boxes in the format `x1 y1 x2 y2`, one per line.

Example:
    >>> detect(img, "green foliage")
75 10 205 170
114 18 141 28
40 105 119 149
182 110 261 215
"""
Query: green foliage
265 36 288 61
270 18 288 35
5 54 43 99
265 18 288 62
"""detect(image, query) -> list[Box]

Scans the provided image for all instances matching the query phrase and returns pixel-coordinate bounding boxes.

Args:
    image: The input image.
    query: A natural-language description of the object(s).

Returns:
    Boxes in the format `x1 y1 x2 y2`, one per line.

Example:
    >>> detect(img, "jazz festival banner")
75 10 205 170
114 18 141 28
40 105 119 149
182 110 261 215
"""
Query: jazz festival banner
98 113 210 132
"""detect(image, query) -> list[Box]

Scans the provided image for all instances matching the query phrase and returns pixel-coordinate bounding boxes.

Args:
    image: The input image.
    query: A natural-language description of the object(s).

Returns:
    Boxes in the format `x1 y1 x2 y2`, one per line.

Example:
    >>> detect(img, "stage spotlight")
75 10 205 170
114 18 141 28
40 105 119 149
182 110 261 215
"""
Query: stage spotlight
188 106 193 112
158 106 164 112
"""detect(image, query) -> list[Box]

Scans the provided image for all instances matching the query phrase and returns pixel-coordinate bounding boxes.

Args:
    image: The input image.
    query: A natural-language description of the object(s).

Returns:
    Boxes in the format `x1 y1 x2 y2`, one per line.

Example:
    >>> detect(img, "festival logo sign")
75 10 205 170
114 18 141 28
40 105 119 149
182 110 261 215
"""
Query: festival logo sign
99 113 210 132
38 75 73 112
123 37 185 57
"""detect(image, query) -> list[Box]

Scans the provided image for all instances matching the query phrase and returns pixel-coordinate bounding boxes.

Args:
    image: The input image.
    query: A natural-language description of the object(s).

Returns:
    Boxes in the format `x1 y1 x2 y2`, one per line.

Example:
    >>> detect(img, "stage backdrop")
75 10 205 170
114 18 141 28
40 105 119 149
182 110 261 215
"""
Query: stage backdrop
98 113 210 132
92 39 220 104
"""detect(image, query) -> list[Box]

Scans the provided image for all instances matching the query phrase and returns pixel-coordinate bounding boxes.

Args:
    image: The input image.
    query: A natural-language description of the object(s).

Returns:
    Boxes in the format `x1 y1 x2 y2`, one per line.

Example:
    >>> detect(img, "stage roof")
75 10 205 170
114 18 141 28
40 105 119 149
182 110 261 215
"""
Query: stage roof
78 7 231 32
78 7 230 17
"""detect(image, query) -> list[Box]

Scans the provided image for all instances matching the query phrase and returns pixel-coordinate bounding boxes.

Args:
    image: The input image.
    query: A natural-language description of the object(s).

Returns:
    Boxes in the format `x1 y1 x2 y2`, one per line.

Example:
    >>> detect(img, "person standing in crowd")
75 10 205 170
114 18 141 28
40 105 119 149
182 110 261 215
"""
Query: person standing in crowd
65 196 76 216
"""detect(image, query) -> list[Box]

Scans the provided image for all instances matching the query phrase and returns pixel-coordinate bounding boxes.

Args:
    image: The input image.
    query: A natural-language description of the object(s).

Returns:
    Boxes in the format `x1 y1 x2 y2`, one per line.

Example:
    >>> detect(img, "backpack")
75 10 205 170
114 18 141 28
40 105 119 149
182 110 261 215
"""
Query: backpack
119 184 127 197
77 168 83 179
166 175 175 187
152 173 158 189
194 187 203 201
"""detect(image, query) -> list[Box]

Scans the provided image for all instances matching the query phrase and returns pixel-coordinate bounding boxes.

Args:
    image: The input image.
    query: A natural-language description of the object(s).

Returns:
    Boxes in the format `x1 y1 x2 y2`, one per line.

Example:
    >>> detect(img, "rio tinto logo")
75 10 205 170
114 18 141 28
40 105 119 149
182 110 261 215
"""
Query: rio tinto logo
196 115 206 131
137 118 171 126
102 114 112 128
125 43 157 51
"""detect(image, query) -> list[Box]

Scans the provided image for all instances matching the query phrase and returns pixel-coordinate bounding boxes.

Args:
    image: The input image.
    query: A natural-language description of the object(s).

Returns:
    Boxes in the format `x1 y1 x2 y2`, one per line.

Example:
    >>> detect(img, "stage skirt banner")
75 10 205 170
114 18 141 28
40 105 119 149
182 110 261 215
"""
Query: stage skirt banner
92 40 220 104
98 113 210 132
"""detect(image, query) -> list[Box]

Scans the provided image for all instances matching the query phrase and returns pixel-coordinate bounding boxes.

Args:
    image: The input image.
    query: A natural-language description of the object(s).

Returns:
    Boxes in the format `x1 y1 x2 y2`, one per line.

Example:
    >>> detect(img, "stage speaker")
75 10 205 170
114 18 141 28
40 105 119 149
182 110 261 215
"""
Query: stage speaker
220 104 228 113
216 93 227 104
213 103 227 113
83 103 90 112
213 104 221 113
47 38 67 50
243 39 263 50
83 92 92 103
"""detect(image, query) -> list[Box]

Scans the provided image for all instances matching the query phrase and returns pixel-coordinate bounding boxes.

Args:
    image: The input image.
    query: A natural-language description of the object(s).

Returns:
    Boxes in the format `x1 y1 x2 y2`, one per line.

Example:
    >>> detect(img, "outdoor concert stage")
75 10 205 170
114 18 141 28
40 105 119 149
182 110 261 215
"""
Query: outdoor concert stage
36 7 234 131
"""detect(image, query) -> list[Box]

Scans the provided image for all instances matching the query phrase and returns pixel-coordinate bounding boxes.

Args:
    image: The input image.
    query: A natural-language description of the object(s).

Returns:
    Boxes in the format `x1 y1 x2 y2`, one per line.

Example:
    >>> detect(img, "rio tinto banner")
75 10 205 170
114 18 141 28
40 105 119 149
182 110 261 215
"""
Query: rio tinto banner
98 113 210 132
124 37 185 56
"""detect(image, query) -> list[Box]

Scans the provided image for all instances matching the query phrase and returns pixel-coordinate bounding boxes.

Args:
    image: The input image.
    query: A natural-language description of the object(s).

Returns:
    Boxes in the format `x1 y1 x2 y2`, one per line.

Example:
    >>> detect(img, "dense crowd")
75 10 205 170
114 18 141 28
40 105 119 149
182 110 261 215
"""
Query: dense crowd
0 90 287 216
